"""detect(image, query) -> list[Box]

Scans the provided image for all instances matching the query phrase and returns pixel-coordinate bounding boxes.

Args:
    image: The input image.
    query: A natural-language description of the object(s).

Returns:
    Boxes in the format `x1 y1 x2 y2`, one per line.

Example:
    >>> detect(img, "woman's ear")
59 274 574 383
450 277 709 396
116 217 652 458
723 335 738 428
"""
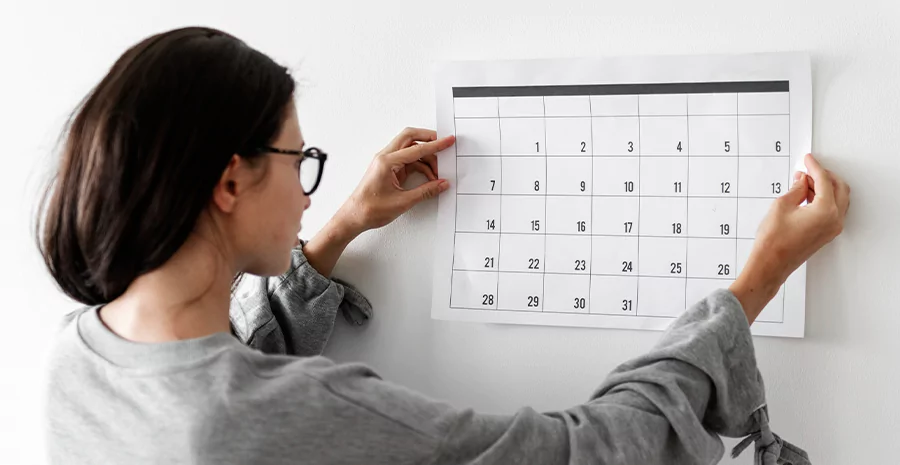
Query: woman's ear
211 154 245 214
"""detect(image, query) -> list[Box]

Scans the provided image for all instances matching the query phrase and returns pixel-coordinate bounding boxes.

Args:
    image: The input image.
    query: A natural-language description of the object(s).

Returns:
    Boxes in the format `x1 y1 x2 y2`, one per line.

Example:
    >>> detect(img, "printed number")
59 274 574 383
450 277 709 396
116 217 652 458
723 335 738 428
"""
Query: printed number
627 141 634 153
718 264 731 276
677 141 683 152
490 179 496 191
574 259 586 271
535 141 540 152
576 221 587 233
721 182 731 194
724 141 731 153
484 257 494 268
534 180 540 192
482 294 494 306
486 219 495 230
674 181 682 193
672 223 682 234
574 297 586 309
622 299 633 311
670 262 683 274
622 261 633 273
580 180 586 192
624 181 635 193
528 258 540 270
772 182 782 194
720 224 730 236
527 296 540 308
624 221 633 233
580 141 587 153
531 220 540 231
775 141 782 152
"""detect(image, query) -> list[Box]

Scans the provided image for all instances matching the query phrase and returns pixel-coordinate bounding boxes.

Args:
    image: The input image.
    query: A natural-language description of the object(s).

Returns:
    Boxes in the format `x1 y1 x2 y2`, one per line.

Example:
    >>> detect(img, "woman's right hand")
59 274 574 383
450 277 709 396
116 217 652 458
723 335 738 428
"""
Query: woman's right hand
730 153 851 323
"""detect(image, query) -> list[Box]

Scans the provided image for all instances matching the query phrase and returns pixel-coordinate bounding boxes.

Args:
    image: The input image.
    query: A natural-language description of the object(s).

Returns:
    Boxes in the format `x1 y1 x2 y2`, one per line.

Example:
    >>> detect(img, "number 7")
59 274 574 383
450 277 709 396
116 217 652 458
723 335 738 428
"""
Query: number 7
490 179 496 191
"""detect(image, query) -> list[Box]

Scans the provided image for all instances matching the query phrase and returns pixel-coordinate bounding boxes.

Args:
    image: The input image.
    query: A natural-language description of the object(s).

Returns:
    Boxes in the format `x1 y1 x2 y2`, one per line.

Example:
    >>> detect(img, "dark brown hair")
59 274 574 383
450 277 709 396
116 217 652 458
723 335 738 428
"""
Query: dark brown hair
36 26 296 305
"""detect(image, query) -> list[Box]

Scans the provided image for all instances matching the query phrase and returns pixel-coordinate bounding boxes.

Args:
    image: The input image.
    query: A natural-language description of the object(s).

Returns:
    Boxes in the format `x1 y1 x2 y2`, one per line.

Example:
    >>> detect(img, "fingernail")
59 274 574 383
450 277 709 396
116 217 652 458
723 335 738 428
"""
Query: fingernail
438 180 449 191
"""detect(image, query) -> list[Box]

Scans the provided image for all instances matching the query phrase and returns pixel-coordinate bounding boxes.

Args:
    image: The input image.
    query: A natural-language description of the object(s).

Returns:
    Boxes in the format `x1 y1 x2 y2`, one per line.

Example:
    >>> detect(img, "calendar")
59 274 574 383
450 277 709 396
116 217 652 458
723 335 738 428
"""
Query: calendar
430 53 811 338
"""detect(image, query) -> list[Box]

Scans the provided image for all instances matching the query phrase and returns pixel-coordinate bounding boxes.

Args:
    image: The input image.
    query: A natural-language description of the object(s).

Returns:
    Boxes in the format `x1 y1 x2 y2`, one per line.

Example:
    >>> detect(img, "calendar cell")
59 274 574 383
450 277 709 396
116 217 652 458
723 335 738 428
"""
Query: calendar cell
500 196 546 234
497 273 545 311
687 157 737 197
544 235 591 274
455 118 500 156
593 157 639 196
687 197 737 238
499 234 545 273
457 157 502 194
688 93 737 115
499 96 544 117
546 196 591 235
592 117 640 156
685 278 734 309
688 116 738 156
454 97 498 117
736 198 774 239
456 194 501 233
452 232 500 272
544 96 591 117
543 274 591 313
640 157 688 196
738 115 789 156
638 277 686 317
638 237 687 277
450 270 499 309
738 157 790 197
501 157 546 195
736 238 754 275
547 158 592 195
738 92 789 115
590 95 639 116
640 197 687 237
639 94 687 116
591 236 639 276
590 276 638 315
546 117 592 156
640 117 688 156
686 238 736 279
500 118 546 156
592 197 640 236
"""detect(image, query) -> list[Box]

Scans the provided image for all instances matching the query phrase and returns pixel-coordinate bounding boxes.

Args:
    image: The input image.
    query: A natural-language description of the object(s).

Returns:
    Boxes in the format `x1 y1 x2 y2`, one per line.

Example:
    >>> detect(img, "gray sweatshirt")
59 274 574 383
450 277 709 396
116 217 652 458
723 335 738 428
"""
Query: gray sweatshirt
45 245 810 464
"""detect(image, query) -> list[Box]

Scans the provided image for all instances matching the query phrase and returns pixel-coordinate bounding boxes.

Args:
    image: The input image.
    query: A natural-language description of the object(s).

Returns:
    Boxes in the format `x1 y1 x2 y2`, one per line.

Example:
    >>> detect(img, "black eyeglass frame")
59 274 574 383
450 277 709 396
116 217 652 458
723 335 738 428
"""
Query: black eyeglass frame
249 146 328 195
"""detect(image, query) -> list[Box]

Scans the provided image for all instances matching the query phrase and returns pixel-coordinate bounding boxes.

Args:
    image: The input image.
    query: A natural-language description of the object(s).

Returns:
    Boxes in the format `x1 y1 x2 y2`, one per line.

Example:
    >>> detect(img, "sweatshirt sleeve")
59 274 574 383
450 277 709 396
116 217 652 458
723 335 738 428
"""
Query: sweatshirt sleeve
308 289 810 465
229 241 373 357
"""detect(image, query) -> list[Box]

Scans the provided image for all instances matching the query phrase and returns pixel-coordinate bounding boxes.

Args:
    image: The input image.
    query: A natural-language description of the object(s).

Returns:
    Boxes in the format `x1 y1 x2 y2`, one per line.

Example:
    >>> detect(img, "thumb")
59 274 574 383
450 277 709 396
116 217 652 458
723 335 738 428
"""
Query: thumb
779 173 809 206
404 179 449 206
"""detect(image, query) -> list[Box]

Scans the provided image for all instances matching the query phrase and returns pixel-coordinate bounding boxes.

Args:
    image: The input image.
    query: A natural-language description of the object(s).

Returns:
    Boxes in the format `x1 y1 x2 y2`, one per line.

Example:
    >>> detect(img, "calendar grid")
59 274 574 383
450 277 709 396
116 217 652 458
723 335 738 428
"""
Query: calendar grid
450 81 791 319
541 96 548 312
494 96 502 309
684 95 690 309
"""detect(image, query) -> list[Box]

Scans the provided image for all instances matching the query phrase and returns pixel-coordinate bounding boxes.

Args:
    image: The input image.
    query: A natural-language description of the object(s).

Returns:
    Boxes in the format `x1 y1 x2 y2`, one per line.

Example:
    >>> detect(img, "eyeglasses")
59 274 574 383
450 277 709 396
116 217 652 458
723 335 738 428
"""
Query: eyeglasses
249 146 327 195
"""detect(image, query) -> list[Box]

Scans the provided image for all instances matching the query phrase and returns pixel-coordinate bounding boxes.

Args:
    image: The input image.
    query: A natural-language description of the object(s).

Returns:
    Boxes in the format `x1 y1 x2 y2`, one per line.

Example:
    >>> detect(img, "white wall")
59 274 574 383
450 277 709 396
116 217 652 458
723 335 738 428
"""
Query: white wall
2 1 898 463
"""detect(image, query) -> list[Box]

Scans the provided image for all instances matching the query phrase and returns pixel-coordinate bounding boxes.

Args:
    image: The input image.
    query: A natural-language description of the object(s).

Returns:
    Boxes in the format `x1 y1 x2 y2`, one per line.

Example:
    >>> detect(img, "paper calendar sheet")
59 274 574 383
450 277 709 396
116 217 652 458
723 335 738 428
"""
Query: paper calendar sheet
430 53 811 338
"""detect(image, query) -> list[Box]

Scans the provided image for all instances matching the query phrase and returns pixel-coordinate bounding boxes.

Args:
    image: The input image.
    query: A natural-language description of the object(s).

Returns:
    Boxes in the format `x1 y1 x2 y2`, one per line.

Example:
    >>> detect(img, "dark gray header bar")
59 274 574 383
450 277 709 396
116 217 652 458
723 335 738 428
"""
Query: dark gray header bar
452 81 789 98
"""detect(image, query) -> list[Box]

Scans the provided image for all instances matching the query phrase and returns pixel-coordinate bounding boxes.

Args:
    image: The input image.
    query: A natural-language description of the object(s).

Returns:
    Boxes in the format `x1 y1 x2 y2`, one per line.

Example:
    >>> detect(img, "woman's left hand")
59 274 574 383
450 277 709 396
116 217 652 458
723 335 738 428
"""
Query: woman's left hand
335 127 455 235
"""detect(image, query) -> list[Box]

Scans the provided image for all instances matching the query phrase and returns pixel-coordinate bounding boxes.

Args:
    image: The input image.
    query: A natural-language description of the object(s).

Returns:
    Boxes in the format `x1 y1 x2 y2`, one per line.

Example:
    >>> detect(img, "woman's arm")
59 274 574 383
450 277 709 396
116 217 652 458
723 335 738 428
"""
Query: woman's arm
303 128 453 277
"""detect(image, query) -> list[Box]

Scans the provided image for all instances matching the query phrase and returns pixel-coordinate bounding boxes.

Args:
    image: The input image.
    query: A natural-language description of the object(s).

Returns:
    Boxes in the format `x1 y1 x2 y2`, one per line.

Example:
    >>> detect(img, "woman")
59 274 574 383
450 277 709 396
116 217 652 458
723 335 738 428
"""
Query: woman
40 27 849 464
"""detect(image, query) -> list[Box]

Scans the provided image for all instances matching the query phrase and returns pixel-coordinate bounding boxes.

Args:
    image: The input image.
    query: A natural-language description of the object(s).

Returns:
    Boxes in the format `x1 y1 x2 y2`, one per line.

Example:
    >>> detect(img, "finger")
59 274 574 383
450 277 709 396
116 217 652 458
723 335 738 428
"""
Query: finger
382 127 438 154
804 153 835 203
388 135 455 164
406 160 437 181
403 179 450 206
828 169 851 215
420 153 439 177
779 172 810 207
